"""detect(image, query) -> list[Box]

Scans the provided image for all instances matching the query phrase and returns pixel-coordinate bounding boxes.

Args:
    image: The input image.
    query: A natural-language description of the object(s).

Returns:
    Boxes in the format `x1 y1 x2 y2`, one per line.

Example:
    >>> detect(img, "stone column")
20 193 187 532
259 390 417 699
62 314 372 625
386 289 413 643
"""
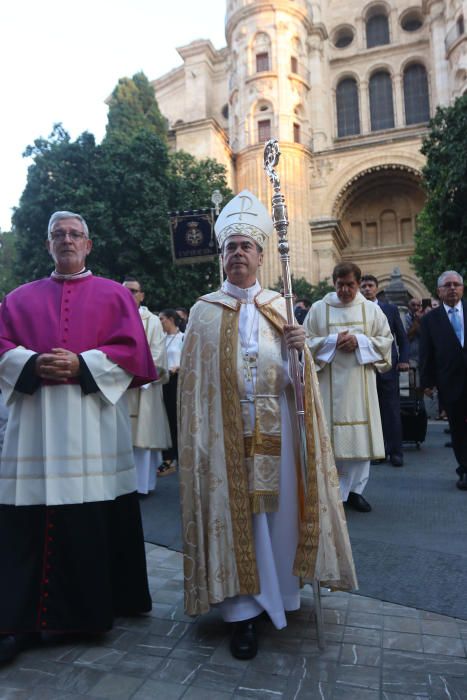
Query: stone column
308 30 330 150
427 0 450 106
393 74 404 128
360 80 370 134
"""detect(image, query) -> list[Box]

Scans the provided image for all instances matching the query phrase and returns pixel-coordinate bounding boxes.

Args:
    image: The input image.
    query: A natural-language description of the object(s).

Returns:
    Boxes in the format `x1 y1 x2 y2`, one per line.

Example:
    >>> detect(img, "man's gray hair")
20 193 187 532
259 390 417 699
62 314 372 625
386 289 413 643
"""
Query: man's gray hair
437 270 463 287
47 211 89 239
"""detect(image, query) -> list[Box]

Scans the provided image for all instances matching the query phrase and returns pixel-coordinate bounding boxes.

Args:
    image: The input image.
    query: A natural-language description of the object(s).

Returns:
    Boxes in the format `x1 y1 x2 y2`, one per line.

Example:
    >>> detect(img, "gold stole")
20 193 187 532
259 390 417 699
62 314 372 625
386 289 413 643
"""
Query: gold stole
241 312 284 514
219 302 320 595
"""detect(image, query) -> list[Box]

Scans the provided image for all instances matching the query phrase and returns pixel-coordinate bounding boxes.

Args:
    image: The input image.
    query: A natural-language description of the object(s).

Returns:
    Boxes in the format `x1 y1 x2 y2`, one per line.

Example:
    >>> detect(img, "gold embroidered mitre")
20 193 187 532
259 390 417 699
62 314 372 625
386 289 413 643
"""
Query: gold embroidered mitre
215 189 273 250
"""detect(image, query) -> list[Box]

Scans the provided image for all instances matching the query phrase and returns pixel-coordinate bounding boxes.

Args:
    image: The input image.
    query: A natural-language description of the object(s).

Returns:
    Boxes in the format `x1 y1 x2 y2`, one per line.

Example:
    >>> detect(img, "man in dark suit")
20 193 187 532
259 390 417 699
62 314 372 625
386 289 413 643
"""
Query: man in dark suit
361 275 409 467
420 270 467 490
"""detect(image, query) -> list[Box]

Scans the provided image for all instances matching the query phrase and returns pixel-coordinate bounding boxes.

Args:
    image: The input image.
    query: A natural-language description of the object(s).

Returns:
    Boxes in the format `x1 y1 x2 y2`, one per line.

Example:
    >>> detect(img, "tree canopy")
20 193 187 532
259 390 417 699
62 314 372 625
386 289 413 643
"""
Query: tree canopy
0 231 20 299
411 94 467 292
105 72 168 143
10 72 231 309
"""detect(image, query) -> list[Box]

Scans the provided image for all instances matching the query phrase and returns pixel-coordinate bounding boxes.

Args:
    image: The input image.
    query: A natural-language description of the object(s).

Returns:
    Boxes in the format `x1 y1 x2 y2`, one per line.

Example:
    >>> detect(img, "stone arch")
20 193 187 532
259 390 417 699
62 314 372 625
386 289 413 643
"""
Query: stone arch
365 62 395 81
250 31 272 74
333 164 426 294
362 0 392 21
332 70 362 91
250 98 275 145
377 272 428 299
329 156 424 215
333 164 424 251
399 54 430 74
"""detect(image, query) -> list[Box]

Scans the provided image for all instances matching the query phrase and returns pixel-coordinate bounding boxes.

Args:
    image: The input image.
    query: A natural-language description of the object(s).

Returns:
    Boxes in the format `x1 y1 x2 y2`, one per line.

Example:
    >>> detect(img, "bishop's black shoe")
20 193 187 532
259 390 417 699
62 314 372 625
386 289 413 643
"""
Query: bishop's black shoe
456 473 467 491
347 492 372 512
230 619 258 660
390 454 404 467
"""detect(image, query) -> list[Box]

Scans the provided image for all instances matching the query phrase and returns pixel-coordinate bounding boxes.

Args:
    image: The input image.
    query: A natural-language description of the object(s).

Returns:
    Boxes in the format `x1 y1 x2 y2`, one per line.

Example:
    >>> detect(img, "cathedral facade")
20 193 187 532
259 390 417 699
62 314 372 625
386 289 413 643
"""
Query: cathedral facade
152 0 467 294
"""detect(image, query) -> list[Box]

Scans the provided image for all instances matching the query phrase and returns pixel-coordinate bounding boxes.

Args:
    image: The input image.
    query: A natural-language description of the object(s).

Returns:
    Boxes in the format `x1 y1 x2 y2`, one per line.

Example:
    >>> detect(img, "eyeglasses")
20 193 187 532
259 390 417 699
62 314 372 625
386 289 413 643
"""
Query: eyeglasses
51 229 86 241
127 288 141 295
440 282 463 288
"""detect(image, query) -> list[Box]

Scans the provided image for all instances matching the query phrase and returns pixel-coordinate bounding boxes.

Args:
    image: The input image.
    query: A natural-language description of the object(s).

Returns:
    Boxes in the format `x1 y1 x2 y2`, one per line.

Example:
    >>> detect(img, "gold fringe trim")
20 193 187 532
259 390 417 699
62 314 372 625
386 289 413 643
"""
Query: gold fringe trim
249 491 280 514
220 307 259 595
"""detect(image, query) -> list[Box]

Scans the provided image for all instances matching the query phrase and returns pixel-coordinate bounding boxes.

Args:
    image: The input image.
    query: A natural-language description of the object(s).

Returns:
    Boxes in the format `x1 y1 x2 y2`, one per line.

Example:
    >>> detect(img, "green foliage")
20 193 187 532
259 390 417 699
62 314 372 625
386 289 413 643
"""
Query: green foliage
411 94 467 292
0 231 20 298
13 125 101 282
167 150 230 211
272 275 334 304
106 72 168 143
11 72 233 309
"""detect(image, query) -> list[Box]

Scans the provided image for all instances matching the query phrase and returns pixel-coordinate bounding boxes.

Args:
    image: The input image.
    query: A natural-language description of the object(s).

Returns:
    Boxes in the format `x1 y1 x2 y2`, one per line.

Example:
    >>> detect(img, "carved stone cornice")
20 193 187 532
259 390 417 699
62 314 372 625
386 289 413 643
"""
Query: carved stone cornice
310 217 350 253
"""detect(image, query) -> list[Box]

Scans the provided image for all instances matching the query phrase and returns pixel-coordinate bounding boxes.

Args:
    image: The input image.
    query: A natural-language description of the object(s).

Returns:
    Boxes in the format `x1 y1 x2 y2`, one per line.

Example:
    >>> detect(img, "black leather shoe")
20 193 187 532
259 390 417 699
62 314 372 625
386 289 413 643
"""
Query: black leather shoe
347 492 372 512
0 633 38 665
370 458 385 465
456 473 467 490
390 454 404 467
230 619 258 660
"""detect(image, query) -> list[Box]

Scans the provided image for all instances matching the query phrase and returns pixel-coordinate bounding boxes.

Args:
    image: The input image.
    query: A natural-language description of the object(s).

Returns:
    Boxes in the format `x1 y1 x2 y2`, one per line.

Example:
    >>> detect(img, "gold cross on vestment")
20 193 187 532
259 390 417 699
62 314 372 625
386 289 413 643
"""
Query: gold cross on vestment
242 352 257 383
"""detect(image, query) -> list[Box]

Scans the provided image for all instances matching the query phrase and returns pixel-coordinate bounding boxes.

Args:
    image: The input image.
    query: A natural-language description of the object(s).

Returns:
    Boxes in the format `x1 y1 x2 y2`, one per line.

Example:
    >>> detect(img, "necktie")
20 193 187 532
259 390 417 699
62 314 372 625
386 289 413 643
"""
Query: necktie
448 307 462 344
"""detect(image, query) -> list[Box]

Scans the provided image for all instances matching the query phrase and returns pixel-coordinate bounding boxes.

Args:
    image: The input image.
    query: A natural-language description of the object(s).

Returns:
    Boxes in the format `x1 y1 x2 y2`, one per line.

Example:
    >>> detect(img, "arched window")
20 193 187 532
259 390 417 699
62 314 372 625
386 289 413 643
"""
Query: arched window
366 13 390 48
404 64 430 124
336 78 360 137
253 32 271 73
369 71 394 130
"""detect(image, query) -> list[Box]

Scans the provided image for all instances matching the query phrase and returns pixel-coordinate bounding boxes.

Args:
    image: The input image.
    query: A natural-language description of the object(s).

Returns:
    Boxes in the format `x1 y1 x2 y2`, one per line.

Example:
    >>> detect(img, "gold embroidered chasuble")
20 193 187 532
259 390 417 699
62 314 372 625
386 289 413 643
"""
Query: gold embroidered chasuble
178 288 357 616
305 291 393 461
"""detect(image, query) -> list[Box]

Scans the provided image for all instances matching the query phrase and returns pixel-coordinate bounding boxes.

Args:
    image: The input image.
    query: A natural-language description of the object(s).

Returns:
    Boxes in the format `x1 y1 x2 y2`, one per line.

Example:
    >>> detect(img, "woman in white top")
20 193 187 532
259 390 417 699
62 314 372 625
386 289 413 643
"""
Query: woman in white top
158 309 184 475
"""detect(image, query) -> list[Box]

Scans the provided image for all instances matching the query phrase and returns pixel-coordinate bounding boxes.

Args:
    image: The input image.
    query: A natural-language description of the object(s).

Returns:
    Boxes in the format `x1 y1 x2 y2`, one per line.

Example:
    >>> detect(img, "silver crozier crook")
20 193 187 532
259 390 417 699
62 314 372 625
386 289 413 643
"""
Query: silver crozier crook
263 139 308 484
263 138 326 650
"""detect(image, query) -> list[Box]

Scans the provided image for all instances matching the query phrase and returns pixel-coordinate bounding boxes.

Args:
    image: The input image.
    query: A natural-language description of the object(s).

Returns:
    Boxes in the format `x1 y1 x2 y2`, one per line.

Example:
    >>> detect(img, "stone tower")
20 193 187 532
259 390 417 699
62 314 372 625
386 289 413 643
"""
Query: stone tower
225 0 317 286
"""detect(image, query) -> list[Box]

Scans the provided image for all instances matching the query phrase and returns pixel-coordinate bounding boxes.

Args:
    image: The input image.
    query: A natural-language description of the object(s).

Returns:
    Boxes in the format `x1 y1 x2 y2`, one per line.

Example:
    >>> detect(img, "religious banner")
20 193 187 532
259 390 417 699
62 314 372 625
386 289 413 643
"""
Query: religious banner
169 209 219 265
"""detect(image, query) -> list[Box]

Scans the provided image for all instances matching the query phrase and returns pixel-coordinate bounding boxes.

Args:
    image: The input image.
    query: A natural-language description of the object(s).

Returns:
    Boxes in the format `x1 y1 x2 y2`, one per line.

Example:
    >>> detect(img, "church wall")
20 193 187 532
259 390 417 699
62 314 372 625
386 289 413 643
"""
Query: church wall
149 0 466 295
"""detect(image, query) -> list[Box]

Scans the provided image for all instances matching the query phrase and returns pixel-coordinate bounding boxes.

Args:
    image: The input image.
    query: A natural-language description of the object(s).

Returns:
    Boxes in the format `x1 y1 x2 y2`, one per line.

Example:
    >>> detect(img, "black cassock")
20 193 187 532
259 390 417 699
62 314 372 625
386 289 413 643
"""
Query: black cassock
0 492 151 634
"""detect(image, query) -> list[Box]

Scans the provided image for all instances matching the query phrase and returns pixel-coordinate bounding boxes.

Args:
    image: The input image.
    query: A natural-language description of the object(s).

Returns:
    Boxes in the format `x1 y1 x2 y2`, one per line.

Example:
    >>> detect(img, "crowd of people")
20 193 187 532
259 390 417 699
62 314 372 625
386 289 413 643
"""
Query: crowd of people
0 200 465 666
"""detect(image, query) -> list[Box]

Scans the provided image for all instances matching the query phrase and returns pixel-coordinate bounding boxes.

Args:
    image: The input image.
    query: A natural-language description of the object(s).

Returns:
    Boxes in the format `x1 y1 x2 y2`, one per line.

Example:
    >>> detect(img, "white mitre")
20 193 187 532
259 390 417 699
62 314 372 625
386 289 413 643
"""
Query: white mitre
215 189 273 250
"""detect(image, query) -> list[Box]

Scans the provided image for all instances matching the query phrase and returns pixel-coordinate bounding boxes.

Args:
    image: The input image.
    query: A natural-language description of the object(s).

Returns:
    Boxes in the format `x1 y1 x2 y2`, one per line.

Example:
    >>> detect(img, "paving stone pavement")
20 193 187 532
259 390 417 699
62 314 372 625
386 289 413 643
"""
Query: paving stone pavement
1 543 466 700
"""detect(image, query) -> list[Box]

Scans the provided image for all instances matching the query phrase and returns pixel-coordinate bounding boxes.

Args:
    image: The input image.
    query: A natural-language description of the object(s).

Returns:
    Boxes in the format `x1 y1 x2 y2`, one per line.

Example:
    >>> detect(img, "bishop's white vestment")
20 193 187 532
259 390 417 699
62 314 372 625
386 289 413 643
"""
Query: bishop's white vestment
178 281 357 629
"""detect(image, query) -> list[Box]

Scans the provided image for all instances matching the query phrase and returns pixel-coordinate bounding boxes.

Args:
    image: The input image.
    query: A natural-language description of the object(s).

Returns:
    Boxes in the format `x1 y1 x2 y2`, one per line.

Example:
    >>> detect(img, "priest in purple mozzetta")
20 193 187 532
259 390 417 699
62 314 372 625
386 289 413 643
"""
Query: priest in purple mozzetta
0 211 157 665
